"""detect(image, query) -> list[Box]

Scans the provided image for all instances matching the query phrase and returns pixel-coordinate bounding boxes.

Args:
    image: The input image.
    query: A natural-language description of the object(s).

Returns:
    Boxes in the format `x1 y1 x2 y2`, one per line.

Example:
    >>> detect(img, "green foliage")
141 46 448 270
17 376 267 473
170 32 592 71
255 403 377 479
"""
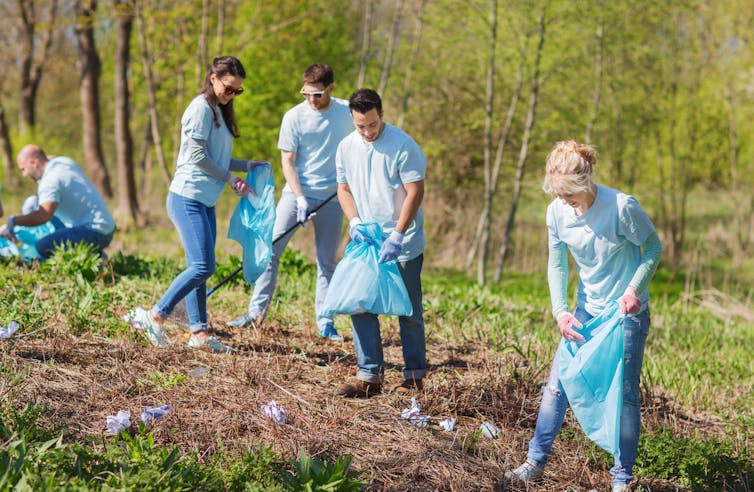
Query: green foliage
222 445 285 492
282 449 363 492
137 370 187 391
0 404 290 491
40 242 102 284
110 252 181 280
210 254 244 289
636 428 753 490
279 248 316 277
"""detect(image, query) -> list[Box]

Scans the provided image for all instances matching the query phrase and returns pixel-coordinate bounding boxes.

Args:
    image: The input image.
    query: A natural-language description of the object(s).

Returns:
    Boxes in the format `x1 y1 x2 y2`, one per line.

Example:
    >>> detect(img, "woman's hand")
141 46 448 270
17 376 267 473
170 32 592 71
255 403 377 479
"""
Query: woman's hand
619 287 641 314
229 176 256 197
557 311 585 343
247 160 270 170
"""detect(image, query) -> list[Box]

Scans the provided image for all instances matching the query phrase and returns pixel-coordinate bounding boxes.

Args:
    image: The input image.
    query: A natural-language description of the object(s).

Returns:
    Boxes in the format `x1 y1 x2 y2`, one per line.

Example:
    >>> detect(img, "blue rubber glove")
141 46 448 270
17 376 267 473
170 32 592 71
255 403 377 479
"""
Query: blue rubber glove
296 195 310 225
378 230 404 263
348 217 369 243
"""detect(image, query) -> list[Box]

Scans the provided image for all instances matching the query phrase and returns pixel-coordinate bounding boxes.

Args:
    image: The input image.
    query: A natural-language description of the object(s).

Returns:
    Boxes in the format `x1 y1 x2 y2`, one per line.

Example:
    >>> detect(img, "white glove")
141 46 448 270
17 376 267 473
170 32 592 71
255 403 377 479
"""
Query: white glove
296 195 310 225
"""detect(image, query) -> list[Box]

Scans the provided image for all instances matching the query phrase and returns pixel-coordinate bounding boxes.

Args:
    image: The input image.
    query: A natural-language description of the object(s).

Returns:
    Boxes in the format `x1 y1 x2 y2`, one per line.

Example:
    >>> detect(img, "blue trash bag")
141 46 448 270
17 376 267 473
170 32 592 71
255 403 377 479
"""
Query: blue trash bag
557 301 625 455
227 163 276 284
13 222 57 262
321 222 412 318
0 237 20 258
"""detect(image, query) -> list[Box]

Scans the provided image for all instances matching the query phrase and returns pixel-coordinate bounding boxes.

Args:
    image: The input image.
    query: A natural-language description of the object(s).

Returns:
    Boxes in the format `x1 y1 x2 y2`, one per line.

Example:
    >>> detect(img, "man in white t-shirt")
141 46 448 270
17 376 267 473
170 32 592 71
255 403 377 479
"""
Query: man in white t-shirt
334 88 428 398
0 144 115 259
228 64 353 340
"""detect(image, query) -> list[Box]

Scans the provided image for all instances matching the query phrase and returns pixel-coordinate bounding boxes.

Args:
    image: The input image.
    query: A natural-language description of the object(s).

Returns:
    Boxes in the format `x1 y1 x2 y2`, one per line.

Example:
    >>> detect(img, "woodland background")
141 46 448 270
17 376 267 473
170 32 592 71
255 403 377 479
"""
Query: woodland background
1 0 753 285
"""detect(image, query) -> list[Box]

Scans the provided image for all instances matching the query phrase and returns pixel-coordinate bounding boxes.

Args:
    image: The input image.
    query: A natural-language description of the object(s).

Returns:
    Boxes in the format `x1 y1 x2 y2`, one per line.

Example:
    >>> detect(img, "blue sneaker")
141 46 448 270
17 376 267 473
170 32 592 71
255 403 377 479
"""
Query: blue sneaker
319 324 343 341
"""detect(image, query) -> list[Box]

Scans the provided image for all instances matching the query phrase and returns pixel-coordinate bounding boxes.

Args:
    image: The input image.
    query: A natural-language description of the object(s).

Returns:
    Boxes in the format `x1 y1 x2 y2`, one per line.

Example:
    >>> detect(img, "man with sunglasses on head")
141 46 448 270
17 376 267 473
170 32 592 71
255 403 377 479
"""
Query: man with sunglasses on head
229 64 353 341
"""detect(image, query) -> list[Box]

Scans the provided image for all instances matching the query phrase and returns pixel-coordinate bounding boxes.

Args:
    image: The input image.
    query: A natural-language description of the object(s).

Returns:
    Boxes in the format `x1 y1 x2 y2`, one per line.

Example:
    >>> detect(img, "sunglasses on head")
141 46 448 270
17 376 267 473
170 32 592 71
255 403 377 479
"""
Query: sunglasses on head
218 79 244 96
300 89 326 99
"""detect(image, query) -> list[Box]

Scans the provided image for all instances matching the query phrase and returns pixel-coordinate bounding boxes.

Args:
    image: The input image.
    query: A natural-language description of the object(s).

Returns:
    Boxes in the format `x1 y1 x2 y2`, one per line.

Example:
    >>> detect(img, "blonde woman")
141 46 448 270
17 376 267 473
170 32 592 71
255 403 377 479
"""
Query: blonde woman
505 140 662 492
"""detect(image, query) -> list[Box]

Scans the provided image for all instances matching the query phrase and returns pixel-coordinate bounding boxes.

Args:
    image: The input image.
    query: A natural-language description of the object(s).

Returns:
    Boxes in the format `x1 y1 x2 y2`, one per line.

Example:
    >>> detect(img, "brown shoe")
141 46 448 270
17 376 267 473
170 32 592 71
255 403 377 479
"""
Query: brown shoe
393 379 423 395
337 379 382 398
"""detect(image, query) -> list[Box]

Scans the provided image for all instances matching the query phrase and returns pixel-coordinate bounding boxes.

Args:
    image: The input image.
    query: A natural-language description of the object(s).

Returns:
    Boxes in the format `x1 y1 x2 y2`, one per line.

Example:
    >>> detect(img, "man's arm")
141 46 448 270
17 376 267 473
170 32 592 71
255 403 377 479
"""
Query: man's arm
281 150 304 197
337 182 359 221
12 201 57 227
395 180 424 233
0 197 4 217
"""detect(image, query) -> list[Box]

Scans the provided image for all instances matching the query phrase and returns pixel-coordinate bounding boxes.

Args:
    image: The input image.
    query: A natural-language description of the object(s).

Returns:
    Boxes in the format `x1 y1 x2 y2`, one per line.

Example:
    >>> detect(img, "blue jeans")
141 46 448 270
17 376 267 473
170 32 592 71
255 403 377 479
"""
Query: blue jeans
35 225 113 260
154 192 216 334
526 307 650 485
351 254 427 383
246 190 343 330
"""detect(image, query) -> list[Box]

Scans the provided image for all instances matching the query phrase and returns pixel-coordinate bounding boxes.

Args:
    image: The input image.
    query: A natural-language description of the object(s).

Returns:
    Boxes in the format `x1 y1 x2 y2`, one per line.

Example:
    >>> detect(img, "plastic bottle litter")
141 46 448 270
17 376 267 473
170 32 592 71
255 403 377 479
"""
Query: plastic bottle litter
400 397 430 428
0 322 19 340
140 405 172 424
189 367 210 379
480 421 501 438
106 410 131 434
261 400 286 424
439 417 457 432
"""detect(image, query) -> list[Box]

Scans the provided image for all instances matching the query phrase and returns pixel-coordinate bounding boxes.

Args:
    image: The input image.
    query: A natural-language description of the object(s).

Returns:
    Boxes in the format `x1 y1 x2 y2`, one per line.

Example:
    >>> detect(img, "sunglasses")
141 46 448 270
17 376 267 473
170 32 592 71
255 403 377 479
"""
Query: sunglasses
218 79 244 96
300 89 326 99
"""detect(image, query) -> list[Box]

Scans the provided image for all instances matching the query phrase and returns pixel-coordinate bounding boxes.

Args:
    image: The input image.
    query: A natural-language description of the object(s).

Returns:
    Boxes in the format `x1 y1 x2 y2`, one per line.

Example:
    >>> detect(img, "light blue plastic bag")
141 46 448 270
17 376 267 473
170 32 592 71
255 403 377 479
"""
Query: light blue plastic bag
14 223 57 262
0 222 57 262
321 222 412 318
227 163 276 284
557 301 624 455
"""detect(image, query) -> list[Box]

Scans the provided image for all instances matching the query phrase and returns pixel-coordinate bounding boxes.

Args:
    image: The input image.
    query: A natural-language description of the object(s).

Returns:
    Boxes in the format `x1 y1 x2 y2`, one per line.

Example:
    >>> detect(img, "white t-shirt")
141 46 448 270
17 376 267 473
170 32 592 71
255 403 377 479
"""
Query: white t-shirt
171 95 233 206
336 123 426 261
547 184 657 315
37 157 115 235
278 98 353 199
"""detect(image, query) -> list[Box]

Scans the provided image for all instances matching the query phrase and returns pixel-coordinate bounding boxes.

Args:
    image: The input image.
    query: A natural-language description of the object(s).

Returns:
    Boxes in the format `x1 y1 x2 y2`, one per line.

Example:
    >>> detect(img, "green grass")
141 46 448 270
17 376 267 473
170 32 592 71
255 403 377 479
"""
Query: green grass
1 237 753 489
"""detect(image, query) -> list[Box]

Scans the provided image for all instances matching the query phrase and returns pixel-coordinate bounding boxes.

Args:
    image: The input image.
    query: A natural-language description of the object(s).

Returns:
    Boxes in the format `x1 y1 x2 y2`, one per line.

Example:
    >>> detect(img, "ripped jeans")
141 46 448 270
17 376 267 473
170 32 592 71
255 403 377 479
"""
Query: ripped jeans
526 306 650 485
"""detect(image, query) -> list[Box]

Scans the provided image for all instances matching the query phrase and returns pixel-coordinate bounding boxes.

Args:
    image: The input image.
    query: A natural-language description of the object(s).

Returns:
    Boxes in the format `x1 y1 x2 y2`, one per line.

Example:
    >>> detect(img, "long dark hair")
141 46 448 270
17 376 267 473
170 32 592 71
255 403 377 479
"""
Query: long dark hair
200 56 246 138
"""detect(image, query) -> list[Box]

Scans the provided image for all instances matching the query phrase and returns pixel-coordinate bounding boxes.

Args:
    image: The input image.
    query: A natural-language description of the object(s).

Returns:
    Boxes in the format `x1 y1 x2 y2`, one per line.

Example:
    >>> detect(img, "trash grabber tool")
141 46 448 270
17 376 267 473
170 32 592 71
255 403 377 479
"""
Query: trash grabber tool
206 190 339 297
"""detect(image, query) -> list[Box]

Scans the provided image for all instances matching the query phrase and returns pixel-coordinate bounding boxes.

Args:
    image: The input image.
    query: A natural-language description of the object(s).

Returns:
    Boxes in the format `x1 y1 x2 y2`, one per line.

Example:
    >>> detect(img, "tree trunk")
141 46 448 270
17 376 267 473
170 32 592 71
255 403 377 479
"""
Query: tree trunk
357 0 375 88
216 0 225 55
75 0 113 199
476 0 497 285
396 0 427 128
466 47 525 271
584 21 603 144
0 105 16 188
114 0 140 224
494 10 545 282
197 0 209 88
17 0 58 135
136 3 171 184
377 0 405 97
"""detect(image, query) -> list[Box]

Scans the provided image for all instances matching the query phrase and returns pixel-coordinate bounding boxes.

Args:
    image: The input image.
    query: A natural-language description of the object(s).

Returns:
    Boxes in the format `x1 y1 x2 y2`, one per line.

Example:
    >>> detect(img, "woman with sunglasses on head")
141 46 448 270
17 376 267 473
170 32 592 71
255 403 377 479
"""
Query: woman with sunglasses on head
504 140 662 492
128 55 267 352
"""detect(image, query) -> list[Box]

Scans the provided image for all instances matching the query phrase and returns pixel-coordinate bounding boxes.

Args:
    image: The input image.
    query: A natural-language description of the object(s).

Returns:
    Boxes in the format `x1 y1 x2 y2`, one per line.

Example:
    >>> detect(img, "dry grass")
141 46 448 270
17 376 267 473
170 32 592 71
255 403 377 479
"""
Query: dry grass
3 312 729 492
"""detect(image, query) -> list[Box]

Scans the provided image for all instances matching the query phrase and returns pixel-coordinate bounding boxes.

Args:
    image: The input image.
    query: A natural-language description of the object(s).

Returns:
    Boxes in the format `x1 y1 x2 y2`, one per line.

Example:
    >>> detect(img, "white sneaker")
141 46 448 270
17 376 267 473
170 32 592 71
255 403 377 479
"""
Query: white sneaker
188 334 234 354
125 307 167 347
612 482 632 492
504 460 544 484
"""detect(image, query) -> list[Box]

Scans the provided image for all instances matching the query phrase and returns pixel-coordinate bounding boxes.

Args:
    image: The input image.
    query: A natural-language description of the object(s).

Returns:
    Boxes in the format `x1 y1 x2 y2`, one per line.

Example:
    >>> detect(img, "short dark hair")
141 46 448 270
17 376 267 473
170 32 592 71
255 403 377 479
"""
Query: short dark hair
302 64 334 87
348 88 382 115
